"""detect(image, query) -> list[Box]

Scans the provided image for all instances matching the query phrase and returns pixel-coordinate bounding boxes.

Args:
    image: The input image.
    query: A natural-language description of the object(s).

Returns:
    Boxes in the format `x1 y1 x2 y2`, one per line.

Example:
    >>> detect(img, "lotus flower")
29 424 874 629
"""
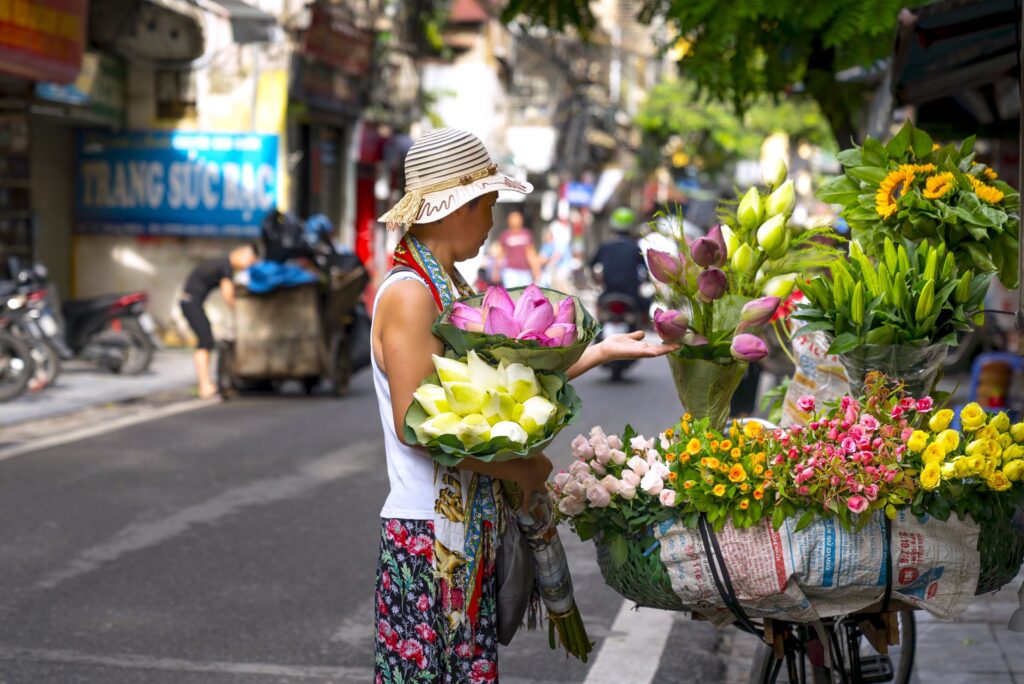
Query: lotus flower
484 307 521 338
762 273 798 299
491 420 529 444
765 179 796 217
482 389 517 425
705 226 728 265
719 225 740 258
481 286 515 321
466 350 502 390
737 296 781 332
443 381 486 414
756 214 788 257
697 268 727 302
690 236 724 268
737 187 763 230
420 412 462 439
731 243 757 274
512 285 554 331
761 157 788 189
646 249 683 284
653 308 689 341
449 302 484 332
432 355 470 383
730 333 768 362
519 395 557 434
456 414 492 447
543 323 577 347
504 362 540 403
414 385 450 417
682 331 709 346
555 297 575 325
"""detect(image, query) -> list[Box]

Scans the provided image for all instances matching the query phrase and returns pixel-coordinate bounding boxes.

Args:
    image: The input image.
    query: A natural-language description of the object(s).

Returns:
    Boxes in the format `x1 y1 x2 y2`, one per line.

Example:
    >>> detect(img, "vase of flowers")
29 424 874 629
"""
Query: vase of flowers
665 356 748 431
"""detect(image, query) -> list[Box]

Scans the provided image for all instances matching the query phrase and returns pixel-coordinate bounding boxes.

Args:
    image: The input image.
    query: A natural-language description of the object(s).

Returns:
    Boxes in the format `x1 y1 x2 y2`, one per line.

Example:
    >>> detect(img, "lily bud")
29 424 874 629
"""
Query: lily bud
519 395 557 434
491 420 529 445
690 236 724 268
413 385 450 417
731 243 758 274
763 273 798 299
765 180 796 217
738 296 781 331
697 267 728 302
653 308 689 341
737 187 764 230
730 333 769 362
761 157 788 189
756 214 788 257
645 248 683 284
719 224 740 258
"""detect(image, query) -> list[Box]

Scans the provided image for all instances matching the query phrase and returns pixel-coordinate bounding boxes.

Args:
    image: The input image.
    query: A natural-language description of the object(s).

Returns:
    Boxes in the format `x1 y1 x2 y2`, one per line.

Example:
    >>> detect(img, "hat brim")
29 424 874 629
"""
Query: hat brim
378 173 533 226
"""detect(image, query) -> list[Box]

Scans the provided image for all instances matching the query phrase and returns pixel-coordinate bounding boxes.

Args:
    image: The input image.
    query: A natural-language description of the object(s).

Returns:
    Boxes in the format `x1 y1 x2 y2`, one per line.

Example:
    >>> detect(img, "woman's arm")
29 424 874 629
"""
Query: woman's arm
566 331 678 380
219 278 236 308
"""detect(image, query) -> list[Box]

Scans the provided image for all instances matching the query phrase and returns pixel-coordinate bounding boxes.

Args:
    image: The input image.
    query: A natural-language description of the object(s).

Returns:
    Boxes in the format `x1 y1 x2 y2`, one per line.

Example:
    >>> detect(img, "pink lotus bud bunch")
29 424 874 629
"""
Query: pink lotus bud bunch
653 308 689 342
449 284 578 348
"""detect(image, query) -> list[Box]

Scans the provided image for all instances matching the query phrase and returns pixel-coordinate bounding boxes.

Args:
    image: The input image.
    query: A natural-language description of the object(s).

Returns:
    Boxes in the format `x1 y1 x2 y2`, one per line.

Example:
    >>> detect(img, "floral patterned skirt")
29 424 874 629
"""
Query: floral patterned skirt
374 518 498 683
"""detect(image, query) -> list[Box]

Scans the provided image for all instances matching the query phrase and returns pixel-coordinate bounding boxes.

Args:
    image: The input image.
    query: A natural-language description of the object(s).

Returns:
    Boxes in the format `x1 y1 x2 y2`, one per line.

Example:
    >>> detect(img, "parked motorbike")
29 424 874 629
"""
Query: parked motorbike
596 292 645 381
0 279 61 391
0 284 38 401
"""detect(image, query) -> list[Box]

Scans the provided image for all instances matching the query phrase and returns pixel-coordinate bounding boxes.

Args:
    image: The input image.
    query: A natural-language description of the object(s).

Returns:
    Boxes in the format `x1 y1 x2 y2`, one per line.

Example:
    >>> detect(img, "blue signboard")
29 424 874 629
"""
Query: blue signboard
565 182 594 207
76 131 279 238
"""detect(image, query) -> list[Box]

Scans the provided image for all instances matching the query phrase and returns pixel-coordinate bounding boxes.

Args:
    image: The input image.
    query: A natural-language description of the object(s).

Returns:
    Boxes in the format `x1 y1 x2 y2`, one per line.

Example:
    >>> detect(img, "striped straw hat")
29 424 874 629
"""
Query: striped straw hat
378 128 533 230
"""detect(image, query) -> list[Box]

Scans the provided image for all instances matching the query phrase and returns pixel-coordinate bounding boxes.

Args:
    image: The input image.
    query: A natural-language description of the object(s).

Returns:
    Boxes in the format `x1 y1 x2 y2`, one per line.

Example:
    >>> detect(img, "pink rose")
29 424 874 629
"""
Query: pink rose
618 483 637 499
659 489 678 507
899 397 916 411
558 497 585 515
916 397 934 412
890 405 904 419
609 449 627 465
630 436 649 452
620 469 641 487
590 461 607 476
554 472 571 489
796 395 816 412
415 623 437 643
860 414 879 432
627 456 650 476
600 475 621 494
846 495 869 514
594 445 612 464
607 435 623 449
586 484 612 508
568 460 591 478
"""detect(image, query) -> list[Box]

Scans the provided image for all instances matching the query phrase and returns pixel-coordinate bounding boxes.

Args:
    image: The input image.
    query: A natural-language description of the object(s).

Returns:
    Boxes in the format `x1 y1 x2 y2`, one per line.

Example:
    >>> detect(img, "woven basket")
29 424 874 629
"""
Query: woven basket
596 514 1024 611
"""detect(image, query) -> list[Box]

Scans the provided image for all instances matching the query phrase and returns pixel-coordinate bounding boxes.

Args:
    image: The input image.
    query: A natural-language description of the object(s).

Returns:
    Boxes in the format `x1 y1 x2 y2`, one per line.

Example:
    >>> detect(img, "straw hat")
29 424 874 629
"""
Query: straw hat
378 128 533 230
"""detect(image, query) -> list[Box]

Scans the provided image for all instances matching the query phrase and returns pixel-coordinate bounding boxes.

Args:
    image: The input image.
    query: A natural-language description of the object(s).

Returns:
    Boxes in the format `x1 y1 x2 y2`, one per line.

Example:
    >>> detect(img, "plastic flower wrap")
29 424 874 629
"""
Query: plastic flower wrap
434 284 599 372
404 351 581 466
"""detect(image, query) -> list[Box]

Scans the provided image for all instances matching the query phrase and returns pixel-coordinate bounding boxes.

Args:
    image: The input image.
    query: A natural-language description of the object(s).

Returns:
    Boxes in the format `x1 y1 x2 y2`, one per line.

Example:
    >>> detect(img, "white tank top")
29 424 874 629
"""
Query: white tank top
372 270 439 520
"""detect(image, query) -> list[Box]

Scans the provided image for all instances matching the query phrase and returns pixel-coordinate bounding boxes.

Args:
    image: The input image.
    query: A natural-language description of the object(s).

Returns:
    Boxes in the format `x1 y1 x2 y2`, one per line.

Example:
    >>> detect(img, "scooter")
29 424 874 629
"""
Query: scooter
596 292 645 381
0 283 38 401
0 280 61 391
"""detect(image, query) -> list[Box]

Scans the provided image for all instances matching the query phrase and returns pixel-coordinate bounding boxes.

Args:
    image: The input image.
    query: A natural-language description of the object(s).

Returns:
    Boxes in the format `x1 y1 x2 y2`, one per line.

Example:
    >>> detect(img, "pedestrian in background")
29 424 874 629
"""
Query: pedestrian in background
180 245 258 398
491 210 540 288
539 216 574 292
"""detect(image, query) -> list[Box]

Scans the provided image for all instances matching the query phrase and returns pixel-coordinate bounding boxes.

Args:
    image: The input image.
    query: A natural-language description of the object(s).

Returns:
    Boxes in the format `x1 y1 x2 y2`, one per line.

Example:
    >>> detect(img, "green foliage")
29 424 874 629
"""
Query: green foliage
634 79 836 176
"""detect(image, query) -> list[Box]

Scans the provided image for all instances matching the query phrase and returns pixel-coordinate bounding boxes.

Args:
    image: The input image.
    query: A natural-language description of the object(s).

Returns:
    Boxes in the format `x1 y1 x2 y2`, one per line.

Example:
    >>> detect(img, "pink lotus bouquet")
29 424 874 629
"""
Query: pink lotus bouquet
434 284 600 372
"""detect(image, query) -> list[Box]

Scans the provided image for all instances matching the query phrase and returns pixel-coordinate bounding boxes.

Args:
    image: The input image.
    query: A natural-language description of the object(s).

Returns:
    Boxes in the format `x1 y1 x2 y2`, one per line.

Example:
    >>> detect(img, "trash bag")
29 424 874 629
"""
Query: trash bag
261 210 313 263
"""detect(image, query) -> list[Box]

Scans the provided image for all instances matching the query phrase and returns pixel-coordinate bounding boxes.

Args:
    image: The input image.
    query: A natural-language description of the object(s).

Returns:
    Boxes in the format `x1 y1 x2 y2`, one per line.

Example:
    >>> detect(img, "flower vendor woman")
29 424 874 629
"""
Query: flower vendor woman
370 128 677 681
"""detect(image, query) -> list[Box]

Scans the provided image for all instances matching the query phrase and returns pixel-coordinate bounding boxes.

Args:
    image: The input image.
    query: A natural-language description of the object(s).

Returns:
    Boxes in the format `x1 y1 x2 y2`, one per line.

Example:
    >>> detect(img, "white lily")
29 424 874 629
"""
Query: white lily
413 385 449 417
491 420 529 445
518 395 557 434
432 355 470 383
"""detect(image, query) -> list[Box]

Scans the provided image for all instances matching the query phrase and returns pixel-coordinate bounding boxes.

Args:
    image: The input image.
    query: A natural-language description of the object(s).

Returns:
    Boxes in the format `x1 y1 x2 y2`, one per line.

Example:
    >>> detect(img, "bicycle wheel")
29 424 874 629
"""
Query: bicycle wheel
749 611 915 684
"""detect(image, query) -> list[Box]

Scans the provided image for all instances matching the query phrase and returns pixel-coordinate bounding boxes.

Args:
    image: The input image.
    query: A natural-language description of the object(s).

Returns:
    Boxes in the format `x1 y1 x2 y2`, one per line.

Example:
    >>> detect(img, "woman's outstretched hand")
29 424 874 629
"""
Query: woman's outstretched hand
599 330 679 362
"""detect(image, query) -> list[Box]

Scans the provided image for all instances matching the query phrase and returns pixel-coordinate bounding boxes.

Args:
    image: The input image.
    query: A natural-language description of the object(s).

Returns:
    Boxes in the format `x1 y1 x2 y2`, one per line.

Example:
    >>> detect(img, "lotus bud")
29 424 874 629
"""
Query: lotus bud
554 297 576 325
456 414 492 448
737 296 781 332
697 267 728 302
761 157 788 189
419 412 462 440
449 302 483 332
645 248 683 284
682 331 709 346
466 350 501 390
763 273 798 299
482 389 517 425
413 385 450 417
737 187 764 230
491 420 529 445
481 285 515 321
690 236 724 268
731 243 758 274
719 224 740 258
543 323 576 347
442 381 487 415
504 362 540 403
765 179 796 217
484 308 521 338
730 333 769 362
653 308 689 341
518 395 557 434
754 267 767 287
756 214 788 257
432 355 470 384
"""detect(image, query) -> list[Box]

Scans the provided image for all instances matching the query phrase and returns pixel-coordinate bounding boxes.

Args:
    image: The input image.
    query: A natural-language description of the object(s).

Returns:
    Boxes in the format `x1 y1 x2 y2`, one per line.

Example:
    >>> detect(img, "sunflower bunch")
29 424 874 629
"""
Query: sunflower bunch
794 237 991 354
817 121 1020 289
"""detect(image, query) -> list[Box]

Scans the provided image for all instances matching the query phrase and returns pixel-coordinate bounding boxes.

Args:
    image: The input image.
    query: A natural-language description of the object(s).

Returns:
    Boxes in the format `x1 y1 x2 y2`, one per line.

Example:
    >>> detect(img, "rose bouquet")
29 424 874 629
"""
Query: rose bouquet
404 351 581 466
434 284 599 372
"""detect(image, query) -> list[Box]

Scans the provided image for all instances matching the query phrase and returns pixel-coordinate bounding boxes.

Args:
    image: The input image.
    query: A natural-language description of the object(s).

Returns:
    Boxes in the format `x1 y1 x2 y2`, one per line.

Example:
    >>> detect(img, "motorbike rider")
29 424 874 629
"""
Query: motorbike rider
589 207 649 314
181 245 258 398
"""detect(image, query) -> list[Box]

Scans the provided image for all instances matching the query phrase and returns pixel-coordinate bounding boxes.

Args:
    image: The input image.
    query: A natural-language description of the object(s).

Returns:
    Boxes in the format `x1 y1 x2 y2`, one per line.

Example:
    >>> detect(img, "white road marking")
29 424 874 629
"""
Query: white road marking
0 645 373 681
583 602 676 684
0 397 215 463
33 440 376 591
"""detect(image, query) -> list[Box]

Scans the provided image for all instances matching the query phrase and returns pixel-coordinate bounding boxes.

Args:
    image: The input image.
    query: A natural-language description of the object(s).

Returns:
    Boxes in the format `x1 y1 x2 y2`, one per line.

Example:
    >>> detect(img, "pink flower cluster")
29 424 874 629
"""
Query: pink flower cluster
769 393 930 515
551 426 677 516
449 284 577 347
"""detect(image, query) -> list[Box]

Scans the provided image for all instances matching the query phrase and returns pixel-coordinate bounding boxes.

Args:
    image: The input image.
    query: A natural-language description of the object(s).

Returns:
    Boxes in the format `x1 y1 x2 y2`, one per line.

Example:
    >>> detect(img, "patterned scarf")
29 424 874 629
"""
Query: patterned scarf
392 234 501 643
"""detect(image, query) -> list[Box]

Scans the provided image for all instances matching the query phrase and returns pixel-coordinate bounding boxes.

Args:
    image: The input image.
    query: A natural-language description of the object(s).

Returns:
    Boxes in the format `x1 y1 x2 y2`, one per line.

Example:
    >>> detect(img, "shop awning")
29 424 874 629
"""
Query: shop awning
202 0 278 43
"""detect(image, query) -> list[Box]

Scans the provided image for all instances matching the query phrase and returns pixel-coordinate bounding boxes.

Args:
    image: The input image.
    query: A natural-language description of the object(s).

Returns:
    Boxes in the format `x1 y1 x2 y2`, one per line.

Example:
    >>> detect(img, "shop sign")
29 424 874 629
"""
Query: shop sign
565 182 595 207
302 3 373 78
0 0 87 83
292 59 365 114
75 131 279 238
35 51 126 124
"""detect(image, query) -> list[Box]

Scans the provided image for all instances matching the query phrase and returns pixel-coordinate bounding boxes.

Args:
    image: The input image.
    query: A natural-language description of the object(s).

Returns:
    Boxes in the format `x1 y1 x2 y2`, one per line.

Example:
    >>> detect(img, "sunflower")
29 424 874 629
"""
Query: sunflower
923 172 955 200
876 168 915 218
968 174 1005 204
901 163 936 174
971 163 999 182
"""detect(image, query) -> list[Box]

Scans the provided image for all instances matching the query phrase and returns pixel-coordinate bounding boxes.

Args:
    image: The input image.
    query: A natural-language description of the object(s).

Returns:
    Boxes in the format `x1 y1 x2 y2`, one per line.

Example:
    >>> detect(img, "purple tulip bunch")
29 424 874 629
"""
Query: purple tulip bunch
449 284 578 348
647 226 778 362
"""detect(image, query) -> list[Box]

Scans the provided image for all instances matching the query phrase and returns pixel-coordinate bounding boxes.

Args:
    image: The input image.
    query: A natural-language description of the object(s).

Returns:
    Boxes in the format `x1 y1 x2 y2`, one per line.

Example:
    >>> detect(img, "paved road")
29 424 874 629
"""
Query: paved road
0 355 728 683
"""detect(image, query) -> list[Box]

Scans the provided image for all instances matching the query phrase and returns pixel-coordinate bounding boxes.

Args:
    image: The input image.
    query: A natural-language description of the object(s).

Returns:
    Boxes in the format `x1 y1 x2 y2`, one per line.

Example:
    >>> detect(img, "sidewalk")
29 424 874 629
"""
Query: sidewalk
723 573 1024 683
0 350 195 429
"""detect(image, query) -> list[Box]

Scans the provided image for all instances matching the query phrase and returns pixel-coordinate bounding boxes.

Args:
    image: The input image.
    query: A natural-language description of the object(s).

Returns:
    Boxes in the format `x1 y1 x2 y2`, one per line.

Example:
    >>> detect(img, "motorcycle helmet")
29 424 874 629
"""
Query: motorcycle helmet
609 207 636 232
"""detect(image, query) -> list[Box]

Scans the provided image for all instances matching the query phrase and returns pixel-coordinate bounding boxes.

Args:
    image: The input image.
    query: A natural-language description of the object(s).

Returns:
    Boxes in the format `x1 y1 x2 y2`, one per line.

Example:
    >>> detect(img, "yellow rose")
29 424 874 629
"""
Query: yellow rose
990 412 1011 433
987 471 1012 492
966 439 987 456
712 484 727 497
920 464 942 490
1011 422 1024 443
937 429 960 452
998 434 1014 449
929 409 955 433
986 440 1003 460
922 443 946 465
940 462 958 480
976 426 999 441
961 403 987 431
907 430 930 453
983 458 998 478
1004 445 1024 462
743 421 763 439
1003 460 1024 482
964 455 986 476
